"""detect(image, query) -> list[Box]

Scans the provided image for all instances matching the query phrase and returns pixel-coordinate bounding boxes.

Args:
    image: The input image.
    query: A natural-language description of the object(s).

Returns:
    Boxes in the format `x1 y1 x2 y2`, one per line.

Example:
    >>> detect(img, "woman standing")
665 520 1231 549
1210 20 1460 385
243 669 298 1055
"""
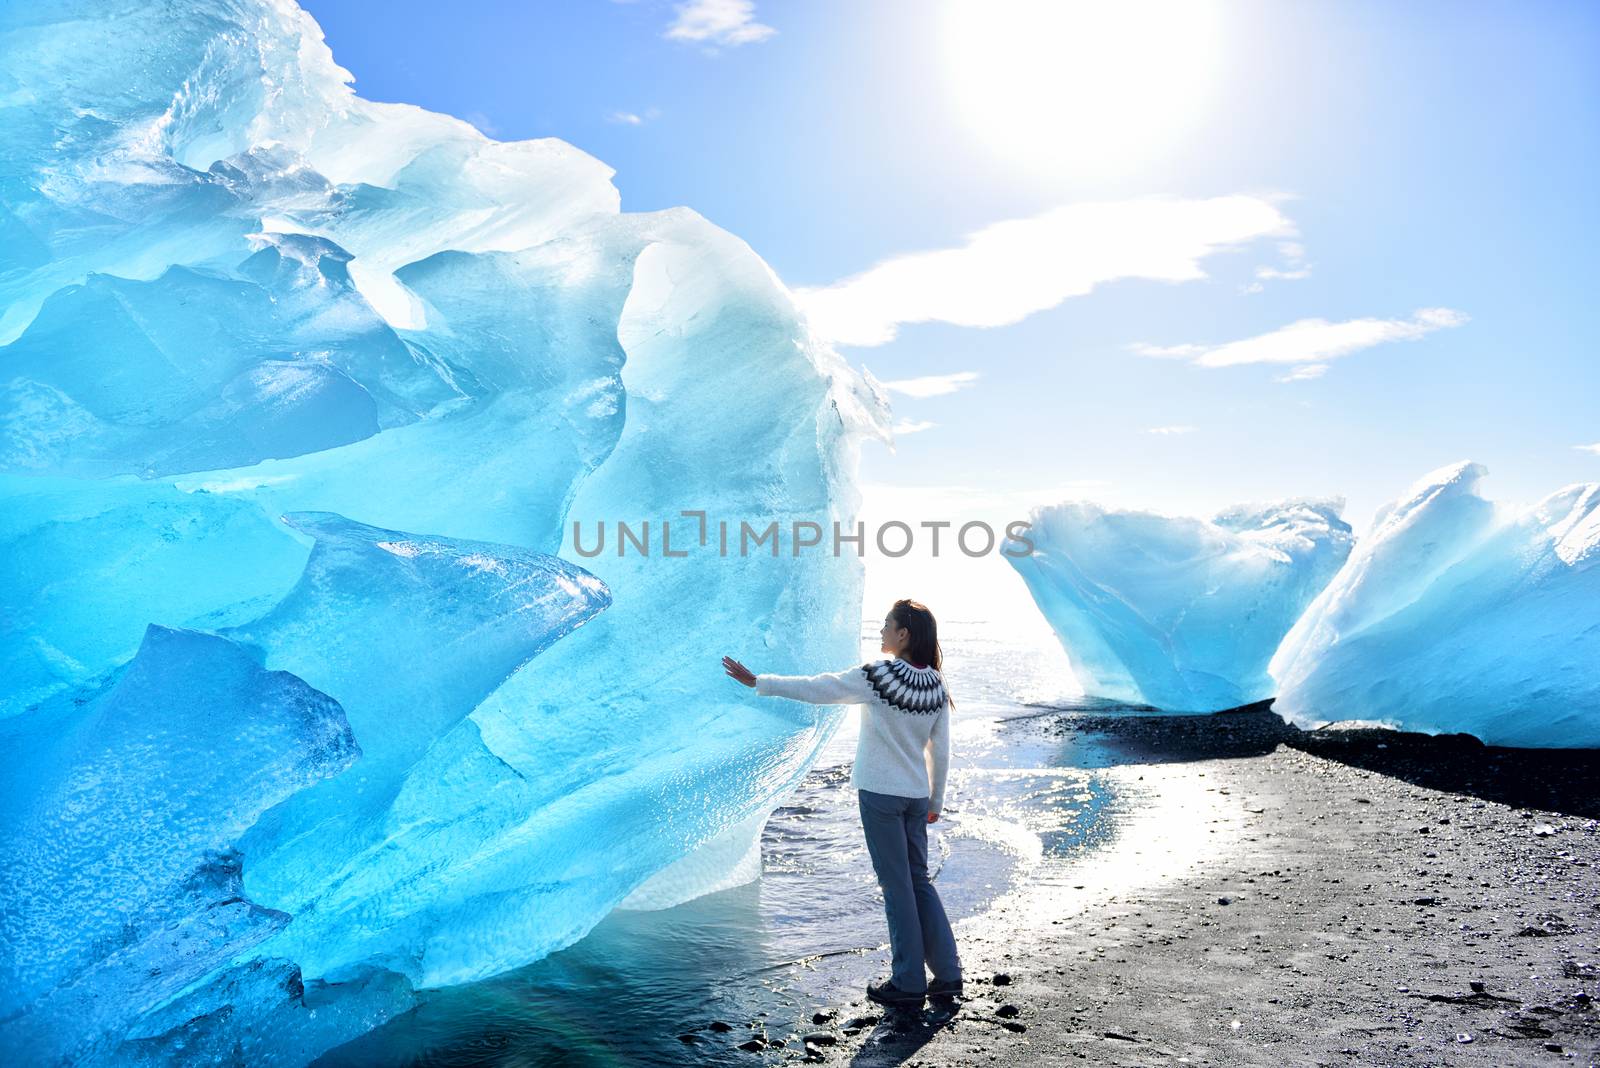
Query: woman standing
722 599 963 1008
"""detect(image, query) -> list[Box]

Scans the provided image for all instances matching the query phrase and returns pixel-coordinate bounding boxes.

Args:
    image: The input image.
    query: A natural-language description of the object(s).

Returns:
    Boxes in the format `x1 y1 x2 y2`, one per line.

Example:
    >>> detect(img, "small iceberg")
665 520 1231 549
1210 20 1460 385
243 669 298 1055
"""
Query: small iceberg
1270 462 1600 747
1007 498 1354 711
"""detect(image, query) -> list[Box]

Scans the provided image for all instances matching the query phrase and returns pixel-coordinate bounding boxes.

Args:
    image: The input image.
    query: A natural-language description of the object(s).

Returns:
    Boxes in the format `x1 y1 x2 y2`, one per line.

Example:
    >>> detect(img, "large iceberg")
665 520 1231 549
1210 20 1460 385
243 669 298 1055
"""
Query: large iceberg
0 1 886 1062
1270 462 1600 747
1007 498 1354 710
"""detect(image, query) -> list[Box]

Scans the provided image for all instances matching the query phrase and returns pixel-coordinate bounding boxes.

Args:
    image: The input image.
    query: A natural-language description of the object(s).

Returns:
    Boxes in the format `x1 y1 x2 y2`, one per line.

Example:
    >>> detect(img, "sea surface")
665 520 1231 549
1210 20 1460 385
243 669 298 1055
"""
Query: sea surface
317 619 1125 1067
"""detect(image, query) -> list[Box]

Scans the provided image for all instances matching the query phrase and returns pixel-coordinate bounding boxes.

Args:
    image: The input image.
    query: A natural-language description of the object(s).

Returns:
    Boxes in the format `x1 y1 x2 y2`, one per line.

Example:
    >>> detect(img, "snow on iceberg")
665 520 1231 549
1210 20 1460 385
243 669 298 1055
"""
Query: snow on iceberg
0 0 885 1062
1007 498 1354 711
1270 462 1600 747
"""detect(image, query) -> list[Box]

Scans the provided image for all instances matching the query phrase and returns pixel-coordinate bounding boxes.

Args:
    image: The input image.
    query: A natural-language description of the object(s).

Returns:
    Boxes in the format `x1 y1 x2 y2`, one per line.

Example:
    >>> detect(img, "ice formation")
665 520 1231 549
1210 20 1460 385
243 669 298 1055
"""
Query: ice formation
1270 462 1600 747
1007 499 1354 711
0 1 885 1063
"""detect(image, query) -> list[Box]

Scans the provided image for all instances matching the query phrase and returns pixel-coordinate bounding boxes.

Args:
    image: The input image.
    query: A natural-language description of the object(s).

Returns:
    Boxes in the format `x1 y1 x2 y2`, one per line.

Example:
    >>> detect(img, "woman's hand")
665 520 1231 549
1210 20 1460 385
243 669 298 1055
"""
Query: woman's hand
722 656 757 688
927 812 940 824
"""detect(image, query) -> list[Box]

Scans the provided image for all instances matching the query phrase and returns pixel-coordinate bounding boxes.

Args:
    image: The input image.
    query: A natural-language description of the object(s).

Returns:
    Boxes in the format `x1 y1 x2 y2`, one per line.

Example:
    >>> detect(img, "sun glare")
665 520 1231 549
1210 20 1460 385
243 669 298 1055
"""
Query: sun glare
941 0 1224 181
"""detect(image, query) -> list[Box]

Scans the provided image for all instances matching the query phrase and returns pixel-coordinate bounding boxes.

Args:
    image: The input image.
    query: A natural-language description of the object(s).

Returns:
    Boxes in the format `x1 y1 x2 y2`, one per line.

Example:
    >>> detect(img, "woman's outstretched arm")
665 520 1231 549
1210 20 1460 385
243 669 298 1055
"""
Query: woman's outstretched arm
722 657 871 704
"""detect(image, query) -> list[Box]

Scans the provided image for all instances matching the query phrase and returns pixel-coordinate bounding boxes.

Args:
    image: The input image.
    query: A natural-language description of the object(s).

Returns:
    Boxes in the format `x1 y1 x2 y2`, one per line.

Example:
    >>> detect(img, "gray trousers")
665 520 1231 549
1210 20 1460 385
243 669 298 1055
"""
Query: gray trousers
857 788 962 992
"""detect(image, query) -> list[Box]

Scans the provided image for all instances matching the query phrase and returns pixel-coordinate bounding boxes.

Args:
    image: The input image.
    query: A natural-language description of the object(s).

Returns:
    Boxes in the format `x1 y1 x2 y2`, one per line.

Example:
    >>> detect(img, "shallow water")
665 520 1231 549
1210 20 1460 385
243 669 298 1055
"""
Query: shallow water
316 620 1118 1067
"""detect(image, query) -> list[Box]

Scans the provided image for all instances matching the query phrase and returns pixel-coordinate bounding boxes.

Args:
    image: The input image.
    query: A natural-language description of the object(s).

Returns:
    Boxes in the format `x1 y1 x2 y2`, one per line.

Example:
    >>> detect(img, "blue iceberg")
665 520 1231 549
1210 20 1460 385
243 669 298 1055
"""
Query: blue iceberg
1007 498 1354 711
1269 462 1600 747
0 0 884 1062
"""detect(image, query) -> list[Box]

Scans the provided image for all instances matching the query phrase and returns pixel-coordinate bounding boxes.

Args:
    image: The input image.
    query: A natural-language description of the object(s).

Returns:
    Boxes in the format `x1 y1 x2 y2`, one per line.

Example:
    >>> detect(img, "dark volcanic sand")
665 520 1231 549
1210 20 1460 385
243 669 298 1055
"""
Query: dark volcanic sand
758 710 1600 1067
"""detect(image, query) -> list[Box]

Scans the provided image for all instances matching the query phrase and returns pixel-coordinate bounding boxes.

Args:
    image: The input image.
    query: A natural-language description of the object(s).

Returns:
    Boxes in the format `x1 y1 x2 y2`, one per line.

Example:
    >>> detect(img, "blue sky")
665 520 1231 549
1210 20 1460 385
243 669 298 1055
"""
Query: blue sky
303 0 1598 619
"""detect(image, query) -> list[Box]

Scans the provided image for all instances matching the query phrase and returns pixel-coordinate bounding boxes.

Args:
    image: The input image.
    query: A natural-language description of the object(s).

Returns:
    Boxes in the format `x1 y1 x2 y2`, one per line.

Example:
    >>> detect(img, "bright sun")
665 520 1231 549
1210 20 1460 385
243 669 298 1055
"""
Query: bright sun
941 0 1224 181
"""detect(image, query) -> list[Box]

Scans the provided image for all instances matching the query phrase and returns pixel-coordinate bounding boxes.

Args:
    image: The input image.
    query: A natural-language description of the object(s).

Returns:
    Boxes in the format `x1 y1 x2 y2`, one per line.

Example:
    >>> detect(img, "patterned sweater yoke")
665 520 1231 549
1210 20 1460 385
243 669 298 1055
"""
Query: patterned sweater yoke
861 658 948 714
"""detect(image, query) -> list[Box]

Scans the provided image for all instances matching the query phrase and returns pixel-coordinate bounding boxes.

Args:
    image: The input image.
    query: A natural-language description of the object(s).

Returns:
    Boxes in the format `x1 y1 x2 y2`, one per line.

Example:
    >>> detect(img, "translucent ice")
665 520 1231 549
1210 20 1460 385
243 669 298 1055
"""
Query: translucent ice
0 474 309 717
1270 462 1600 747
225 512 615 974
0 0 883 1062
1008 499 1354 711
0 236 441 479
0 627 357 1062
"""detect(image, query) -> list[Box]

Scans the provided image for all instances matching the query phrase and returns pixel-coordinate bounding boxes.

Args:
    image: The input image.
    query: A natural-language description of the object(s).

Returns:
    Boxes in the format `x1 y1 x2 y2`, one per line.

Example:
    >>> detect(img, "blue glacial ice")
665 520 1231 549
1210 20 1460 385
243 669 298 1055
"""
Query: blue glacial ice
0 0 885 1062
1270 462 1600 747
1006 498 1354 711
0 626 358 1063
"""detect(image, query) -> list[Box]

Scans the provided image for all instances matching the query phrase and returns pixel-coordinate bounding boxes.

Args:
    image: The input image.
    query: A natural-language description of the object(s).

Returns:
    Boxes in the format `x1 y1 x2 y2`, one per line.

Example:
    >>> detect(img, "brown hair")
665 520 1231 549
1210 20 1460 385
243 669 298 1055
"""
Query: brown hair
890 598 942 672
890 599 953 711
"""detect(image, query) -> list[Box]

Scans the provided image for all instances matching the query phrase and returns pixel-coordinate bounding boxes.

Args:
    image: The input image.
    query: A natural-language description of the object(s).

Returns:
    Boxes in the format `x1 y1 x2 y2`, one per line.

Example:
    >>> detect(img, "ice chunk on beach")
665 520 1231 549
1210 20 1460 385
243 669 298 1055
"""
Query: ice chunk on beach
1270 462 1600 747
1 0 883 1060
239 214 884 993
1007 498 1354 710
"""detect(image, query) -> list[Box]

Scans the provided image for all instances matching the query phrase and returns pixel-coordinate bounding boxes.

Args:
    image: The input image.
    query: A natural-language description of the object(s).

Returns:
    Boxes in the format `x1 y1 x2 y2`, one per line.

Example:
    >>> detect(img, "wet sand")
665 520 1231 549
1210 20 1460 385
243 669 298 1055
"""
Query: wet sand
783 710 1600 1067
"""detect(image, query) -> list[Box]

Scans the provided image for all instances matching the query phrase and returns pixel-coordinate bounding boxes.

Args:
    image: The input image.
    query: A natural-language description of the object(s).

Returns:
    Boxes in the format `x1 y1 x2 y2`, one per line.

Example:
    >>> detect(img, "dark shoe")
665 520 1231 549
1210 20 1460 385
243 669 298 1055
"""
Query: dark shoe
928 977 964 998
866 978 925 1006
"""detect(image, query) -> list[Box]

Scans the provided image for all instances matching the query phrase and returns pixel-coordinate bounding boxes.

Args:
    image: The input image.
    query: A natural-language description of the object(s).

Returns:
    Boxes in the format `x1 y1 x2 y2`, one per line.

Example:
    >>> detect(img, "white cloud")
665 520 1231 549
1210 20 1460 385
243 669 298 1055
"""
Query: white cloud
665 0 775 47
892 419 937 436
1146 425 1196 435
878 371 980 399
1130 307 1469 373
1128 341 1206 360
795 194 1295 347
606 107 660 126
1249 239 1312 286
1275 363 1329 383
1575 442 1600 456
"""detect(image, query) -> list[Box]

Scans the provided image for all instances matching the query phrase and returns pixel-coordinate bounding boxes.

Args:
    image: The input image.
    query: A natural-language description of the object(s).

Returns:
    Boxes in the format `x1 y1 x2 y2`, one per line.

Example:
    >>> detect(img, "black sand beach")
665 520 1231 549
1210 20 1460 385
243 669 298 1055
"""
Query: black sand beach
752 710 1600 1067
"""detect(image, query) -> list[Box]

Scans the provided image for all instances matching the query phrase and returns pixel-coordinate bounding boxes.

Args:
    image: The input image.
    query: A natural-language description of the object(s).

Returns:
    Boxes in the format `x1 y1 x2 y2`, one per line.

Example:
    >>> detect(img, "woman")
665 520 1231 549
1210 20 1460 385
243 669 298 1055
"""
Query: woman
722 599 963 1008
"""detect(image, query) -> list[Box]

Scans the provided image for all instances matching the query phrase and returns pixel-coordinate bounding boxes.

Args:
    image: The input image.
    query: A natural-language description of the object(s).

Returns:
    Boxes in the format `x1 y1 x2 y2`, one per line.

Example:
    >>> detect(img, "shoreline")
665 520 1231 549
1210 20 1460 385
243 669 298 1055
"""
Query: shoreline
773 710 1600 1067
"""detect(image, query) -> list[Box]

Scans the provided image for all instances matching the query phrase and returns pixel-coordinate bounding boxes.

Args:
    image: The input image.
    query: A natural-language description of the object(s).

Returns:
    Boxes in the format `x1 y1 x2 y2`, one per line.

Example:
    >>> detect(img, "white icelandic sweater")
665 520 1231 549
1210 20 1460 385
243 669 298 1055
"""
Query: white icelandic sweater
755 658 951 812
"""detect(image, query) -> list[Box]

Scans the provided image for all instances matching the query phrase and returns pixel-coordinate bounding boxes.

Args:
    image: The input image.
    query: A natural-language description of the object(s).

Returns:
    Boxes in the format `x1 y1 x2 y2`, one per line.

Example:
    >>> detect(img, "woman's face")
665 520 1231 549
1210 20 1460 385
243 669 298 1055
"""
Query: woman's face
879 614 910 656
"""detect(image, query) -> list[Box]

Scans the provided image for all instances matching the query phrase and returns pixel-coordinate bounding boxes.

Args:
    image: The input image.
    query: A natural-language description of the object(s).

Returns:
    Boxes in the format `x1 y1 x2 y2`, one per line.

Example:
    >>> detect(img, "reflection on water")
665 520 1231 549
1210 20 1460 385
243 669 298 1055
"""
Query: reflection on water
316 621 1117 1067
